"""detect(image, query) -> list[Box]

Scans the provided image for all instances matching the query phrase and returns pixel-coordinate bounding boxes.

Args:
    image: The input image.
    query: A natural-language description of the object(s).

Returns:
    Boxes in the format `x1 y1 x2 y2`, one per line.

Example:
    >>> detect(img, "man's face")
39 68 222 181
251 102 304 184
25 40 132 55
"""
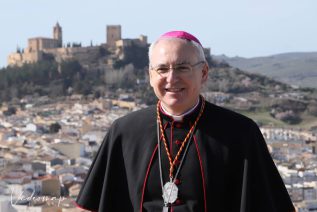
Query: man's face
149 38 208 115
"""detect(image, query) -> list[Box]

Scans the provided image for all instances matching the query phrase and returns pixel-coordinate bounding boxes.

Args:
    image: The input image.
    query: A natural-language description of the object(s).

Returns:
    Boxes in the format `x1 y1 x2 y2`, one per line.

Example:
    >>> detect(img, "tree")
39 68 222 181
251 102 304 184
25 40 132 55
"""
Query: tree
113 44 149 69
307 103 317 116
49 122 61 134
3 106 17 116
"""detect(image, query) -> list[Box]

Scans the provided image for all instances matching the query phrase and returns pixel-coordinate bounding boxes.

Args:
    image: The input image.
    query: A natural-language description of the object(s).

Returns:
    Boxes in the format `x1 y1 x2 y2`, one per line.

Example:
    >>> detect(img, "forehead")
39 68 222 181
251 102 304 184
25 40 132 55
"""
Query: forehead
150 38 198 64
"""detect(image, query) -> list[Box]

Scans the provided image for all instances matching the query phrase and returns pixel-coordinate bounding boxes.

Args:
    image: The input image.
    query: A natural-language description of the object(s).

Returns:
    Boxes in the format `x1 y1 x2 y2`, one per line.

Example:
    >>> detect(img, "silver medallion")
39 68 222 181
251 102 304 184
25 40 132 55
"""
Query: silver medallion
163 182 178 203
162 206 169 212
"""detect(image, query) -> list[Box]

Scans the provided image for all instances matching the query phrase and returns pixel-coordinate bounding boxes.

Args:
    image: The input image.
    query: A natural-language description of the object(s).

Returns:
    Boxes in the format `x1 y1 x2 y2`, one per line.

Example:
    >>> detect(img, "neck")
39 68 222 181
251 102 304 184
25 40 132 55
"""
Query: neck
160 98 200 121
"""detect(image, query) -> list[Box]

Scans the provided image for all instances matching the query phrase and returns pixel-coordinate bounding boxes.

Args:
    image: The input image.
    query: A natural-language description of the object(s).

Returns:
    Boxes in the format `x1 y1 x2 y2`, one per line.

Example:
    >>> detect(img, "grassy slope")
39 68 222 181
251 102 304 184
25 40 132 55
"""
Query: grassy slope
240 110 317 130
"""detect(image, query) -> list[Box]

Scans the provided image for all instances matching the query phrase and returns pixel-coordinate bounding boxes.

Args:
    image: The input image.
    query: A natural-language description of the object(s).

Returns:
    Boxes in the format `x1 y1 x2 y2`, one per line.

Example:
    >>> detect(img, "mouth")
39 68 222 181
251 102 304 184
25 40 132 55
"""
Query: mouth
165 88 184 93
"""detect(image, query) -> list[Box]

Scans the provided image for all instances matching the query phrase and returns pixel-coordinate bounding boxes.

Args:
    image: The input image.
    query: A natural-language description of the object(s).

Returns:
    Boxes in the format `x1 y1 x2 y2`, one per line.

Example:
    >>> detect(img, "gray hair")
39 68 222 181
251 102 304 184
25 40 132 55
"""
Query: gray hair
148 37 206 65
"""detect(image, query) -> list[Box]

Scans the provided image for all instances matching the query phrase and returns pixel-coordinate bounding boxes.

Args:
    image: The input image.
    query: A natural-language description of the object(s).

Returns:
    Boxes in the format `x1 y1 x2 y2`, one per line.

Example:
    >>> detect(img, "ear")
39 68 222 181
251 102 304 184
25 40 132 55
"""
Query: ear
201 63 209 83
149 69 154 87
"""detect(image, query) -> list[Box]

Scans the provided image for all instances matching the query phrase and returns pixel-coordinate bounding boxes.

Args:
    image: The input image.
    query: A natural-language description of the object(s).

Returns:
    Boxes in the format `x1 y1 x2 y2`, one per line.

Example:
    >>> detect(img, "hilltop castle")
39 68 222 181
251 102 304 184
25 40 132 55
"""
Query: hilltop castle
7 23 148 68
7 23 211 69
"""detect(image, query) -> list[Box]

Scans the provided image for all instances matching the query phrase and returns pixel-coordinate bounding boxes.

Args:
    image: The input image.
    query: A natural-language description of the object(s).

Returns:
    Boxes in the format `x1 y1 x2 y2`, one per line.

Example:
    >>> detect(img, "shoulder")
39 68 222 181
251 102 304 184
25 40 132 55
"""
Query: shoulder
110 105 156 133
203 100 258 130
201 100 263 155
116 105 156 123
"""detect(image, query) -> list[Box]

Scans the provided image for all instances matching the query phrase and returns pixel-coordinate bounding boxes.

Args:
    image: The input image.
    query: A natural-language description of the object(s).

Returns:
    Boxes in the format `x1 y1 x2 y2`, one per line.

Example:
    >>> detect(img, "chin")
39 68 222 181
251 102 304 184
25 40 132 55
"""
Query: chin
163 98 187 110
164 96 183 104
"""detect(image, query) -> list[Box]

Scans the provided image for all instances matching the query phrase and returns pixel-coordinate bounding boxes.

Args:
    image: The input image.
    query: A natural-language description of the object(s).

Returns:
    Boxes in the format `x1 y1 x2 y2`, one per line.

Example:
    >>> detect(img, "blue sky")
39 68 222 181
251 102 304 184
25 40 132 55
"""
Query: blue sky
0 0 316 68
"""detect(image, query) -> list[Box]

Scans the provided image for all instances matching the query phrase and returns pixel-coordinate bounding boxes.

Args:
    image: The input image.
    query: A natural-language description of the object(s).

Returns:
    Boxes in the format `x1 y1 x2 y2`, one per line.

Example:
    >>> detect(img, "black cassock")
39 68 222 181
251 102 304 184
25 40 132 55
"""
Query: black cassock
76 100 295 212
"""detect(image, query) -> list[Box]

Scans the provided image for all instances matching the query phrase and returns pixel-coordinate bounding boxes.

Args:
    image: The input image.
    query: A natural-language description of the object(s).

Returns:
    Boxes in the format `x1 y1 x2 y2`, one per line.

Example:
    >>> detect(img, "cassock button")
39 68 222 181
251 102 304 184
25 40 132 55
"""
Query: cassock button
174 178 181 185
175 123 183 128
175 199 183 205
174 159 180 165
175 140 182 145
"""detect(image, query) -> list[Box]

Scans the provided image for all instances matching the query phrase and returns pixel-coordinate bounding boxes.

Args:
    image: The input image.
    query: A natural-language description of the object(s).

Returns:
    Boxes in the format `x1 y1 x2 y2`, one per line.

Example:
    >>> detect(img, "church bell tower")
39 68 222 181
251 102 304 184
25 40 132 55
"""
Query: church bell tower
53 22 63 47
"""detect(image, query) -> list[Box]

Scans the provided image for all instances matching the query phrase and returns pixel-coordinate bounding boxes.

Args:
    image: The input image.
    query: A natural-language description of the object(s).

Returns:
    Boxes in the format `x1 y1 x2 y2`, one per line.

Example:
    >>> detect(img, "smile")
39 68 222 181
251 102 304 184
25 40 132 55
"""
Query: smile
165 88 184 92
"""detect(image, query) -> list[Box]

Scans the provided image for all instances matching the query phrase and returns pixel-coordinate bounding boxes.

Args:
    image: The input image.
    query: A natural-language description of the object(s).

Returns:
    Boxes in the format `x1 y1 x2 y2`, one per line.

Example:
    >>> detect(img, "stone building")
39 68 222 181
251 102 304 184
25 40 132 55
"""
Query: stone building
8 23 63 67
50 142 85 159
53 22 62 47
106 25 121 48
116 35 148 48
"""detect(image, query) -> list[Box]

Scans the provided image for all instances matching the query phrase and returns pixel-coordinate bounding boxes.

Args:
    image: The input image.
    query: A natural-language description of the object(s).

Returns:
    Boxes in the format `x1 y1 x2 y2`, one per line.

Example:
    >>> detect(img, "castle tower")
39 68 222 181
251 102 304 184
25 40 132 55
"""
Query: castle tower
53 22 62 47
107 25 121 47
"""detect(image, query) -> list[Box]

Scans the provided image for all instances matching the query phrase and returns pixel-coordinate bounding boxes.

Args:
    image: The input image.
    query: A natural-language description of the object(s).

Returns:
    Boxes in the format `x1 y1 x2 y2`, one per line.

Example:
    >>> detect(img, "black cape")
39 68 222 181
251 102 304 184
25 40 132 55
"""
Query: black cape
76 100 295 212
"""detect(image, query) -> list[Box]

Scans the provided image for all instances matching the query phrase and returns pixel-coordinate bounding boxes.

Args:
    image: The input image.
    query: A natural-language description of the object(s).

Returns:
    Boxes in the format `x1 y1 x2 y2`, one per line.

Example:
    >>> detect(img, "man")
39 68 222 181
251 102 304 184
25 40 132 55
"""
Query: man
76 31 295 212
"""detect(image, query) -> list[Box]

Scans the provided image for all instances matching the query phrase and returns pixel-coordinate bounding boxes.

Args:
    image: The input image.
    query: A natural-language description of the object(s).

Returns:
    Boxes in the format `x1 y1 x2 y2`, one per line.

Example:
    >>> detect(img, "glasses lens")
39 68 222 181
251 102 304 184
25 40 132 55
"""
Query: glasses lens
175 65 191 73
155 66 169 74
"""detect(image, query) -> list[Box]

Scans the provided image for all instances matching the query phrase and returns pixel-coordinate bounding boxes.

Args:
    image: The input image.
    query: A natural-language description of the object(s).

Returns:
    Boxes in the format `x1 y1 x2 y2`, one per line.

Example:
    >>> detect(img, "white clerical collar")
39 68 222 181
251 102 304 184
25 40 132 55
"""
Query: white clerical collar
160 98 200 122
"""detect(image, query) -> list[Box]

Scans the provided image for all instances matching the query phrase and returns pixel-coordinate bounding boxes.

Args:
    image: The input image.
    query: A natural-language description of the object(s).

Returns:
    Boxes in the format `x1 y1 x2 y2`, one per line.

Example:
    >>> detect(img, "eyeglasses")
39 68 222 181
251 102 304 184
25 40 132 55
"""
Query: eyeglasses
150 61 205 77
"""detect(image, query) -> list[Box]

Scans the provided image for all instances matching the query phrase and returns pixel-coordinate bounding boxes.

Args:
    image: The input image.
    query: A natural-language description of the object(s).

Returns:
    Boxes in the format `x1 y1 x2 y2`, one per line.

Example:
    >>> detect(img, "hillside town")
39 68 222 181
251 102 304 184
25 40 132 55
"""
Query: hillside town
0 93 316 211
0 94 137 211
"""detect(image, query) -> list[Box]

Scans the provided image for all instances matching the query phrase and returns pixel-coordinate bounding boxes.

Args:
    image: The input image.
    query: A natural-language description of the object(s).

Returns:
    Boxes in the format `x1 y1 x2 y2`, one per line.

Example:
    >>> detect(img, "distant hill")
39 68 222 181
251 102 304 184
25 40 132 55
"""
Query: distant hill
214 52 317 88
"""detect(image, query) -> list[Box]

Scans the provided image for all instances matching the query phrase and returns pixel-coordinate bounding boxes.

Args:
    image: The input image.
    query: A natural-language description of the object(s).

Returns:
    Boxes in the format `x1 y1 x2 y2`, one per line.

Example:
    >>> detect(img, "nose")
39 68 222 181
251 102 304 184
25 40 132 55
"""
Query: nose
165 68 179 83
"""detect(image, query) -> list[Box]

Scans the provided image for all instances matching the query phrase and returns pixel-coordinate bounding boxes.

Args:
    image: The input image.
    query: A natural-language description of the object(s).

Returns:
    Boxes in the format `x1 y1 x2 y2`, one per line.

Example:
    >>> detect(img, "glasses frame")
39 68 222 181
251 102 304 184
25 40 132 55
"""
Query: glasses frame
150 61 206 77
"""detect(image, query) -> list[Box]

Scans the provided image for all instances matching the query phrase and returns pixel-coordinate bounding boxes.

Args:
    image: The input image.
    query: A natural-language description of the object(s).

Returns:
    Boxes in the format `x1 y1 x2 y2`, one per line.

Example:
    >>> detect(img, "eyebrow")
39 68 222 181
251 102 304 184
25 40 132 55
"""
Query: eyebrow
153 61 189 67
